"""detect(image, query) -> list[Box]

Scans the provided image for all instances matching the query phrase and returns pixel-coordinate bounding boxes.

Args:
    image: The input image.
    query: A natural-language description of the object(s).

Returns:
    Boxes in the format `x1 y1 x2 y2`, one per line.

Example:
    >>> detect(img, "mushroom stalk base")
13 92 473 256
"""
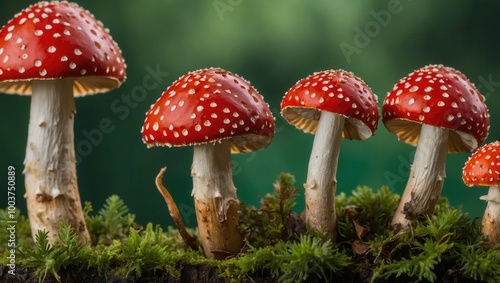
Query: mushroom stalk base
304 111 344 239
24 79 89 243
480 186 500 243
191 140 242 259
391 124 449 231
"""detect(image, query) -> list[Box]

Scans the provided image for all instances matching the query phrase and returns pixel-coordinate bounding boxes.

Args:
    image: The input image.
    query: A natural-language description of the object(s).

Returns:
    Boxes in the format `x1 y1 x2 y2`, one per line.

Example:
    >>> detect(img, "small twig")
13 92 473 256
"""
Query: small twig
155 167 198 250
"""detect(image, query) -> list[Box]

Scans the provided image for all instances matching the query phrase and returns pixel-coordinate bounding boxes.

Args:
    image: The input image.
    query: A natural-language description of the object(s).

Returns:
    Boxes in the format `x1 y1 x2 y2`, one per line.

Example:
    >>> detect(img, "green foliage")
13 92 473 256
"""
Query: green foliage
240 172 302 247
19 225 91 282
459 245 500 283
219 234 350 282
6 177 500 282
84 194 136 245
336 185 399 239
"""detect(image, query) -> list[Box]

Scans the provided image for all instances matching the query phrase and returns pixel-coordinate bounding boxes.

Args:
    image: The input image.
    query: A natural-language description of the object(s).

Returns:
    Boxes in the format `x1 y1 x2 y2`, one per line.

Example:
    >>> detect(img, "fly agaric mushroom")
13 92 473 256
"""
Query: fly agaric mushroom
281 70 379 239
142 68 274 259
0 1 126 243
463 141 500 243
383 65 489 231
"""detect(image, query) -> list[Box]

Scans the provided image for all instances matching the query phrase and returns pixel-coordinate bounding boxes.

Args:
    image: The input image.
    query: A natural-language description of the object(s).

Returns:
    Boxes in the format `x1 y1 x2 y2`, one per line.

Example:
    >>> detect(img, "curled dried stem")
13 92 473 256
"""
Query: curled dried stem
155 167 197 250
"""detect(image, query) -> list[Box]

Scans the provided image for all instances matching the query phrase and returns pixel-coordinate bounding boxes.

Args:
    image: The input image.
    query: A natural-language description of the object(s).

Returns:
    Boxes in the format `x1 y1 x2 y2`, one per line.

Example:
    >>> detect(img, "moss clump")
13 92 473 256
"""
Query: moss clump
2 174 500 282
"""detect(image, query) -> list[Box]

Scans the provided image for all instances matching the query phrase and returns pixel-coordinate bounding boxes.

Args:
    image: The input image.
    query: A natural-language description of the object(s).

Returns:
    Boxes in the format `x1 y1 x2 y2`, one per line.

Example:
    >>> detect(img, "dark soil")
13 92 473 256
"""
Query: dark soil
0 264 483 283
0 264 278 283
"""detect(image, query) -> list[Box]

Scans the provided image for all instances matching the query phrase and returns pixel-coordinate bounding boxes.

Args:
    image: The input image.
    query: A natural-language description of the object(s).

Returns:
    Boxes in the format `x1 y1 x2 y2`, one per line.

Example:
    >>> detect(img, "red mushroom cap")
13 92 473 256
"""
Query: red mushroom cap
382 65 489 152
280 70 379 140
0 1 126 96
141 68 275 153
463 141 500 187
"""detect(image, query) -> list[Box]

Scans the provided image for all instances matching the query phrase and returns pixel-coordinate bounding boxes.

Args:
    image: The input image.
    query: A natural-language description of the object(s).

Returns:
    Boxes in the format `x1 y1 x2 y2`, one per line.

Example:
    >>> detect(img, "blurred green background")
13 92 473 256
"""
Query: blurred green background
1 0 499 229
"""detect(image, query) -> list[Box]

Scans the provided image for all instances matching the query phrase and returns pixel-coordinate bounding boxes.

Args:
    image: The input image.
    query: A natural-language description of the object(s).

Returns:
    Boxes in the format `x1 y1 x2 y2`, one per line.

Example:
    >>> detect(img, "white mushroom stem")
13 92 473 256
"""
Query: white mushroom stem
304 111 345 239
480 186 500 243
191 140 242 259
23 79 89 243
391 124 449 230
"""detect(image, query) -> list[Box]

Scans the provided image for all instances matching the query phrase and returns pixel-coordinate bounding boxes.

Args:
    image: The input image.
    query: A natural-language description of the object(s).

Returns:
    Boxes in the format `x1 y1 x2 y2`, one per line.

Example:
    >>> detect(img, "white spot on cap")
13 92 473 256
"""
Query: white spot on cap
408 98 415 105
210 102 217 107
223 108 230 113
437 101 445 107
447 114 454 121
47 46 56 53
153 122 159 131
424 86 433 92
34 30 43 36
4 33 12 40
197 106 204 112
69 62 77 69
195 125 202 131
182 129 188 136
204 120 211 126
39 69 47 76
409 86 418 92
74 48 82 55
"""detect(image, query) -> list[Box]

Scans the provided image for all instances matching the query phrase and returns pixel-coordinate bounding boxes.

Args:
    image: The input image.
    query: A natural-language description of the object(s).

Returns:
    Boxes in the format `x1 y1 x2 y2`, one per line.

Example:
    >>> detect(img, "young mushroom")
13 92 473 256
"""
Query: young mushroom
142 68 274 259
463 141 500 243
281 70 379 239
383 65 489 231
0 1 126 242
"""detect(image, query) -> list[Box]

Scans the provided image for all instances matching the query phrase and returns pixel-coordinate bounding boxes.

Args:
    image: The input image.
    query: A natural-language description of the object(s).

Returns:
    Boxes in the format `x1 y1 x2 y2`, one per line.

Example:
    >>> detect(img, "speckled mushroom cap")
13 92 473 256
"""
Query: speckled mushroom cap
382 65 489 153
141 68 275 154
463 141 500 187
280 70 379 140
0 1 126 96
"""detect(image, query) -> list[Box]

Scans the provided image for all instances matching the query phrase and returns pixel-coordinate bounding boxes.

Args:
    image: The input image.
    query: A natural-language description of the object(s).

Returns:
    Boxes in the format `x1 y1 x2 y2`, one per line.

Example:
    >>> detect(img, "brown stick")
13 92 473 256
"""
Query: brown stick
155 167 198 250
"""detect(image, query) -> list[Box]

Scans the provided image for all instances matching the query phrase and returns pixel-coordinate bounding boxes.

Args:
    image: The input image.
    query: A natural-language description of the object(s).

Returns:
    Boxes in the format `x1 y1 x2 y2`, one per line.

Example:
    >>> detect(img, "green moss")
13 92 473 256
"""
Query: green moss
2 175 500 282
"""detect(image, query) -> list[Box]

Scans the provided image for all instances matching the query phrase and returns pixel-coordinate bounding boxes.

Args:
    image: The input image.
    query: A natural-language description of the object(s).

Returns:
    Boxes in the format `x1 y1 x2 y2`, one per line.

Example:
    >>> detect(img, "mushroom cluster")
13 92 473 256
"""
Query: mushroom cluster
2 2 498 262
0 1 126 243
